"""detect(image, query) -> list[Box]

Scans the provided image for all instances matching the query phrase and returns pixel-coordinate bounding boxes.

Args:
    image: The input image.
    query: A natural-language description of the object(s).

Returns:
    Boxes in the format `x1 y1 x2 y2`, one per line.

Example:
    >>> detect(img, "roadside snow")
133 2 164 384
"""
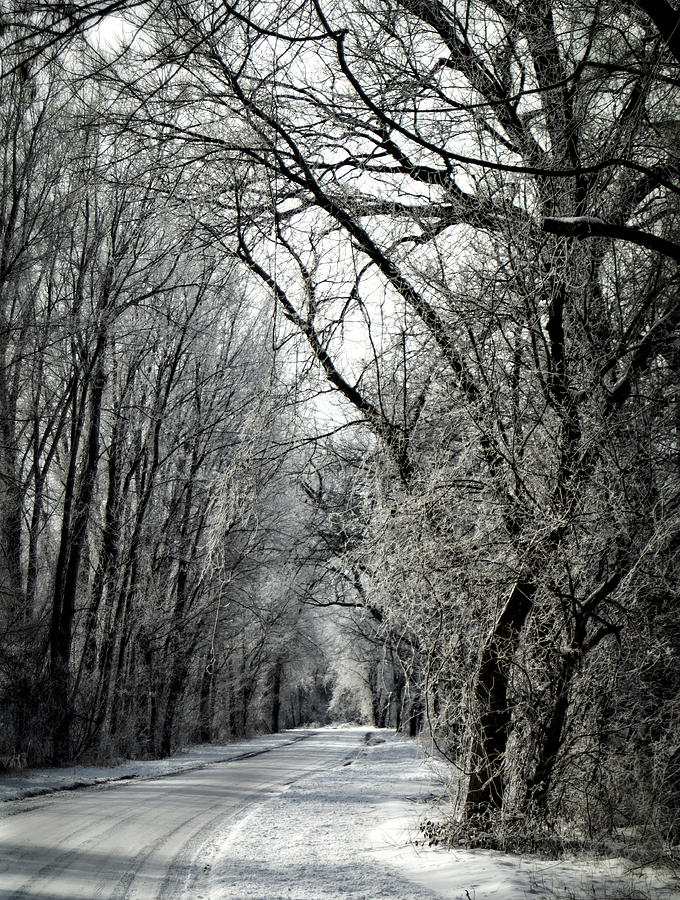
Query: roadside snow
1 726 678 899
0 730 310 804
199 729 680 900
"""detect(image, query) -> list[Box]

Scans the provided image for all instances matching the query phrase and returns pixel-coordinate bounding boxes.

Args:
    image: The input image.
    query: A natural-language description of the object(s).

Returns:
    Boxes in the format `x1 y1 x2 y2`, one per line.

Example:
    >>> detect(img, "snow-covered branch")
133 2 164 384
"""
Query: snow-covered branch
544 216 680 263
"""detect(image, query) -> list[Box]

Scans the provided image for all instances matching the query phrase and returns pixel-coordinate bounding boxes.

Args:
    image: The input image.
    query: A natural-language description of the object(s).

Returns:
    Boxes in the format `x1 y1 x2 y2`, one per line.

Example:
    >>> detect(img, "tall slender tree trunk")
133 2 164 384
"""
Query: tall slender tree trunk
198 654 214 744
159 444 203 756
270 658 282 733
159 561 189 757
0 351 24 624
50 350 106 764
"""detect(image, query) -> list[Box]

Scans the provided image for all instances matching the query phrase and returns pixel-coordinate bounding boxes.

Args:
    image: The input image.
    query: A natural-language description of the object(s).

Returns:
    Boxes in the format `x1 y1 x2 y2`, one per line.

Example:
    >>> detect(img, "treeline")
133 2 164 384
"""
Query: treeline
0 53 343 766
2 0 680 857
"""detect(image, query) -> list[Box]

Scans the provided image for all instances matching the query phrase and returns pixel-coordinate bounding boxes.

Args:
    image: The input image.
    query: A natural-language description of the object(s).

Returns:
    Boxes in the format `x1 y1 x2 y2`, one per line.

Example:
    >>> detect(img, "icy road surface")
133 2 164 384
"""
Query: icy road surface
0 730 362 899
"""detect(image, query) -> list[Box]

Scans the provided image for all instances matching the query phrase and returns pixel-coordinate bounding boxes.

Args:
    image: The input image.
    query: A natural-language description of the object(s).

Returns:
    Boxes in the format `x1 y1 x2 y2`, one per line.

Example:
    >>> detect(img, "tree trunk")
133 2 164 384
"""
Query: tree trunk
270 658 282 733
198 657 214 744
0 313 25 627
464 577 535 819
49 350 106 764
526 655 575 813
159 645 188 757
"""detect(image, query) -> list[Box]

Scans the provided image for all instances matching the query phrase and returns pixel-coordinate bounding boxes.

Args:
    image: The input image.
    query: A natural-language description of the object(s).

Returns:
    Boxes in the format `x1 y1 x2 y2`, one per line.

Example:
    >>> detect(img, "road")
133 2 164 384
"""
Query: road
0 730 366 899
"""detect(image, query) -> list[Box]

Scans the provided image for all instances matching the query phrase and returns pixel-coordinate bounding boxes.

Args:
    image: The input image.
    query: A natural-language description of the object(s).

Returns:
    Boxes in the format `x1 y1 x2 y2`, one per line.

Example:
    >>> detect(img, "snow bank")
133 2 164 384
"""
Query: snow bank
0 730 310 803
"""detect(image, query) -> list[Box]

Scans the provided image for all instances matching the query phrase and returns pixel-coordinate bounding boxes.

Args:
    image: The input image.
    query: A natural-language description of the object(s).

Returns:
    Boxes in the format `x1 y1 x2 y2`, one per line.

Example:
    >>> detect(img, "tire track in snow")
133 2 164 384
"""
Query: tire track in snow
1 803 147 899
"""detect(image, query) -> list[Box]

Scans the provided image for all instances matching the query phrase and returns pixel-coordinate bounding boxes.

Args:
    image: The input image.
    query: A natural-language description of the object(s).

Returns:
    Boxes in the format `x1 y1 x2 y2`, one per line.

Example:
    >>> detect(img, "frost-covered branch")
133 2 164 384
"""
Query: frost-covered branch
544 216 680 263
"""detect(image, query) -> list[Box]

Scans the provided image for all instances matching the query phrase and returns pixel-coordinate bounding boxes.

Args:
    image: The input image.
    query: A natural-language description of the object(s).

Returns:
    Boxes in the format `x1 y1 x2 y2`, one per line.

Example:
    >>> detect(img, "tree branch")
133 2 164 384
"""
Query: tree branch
544 216 680 263
625 0 680 65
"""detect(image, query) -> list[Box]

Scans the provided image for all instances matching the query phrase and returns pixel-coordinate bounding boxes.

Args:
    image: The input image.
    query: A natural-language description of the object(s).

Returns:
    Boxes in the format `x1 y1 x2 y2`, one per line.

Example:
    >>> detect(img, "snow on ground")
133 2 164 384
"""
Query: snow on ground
198 728 680 900
1 726 678 899
0 730 308 803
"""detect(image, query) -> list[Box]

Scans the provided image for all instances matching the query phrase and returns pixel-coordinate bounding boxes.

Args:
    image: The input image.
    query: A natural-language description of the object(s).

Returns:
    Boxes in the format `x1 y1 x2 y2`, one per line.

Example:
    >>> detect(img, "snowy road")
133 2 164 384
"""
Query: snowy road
2 728 675 900
0 730 364 899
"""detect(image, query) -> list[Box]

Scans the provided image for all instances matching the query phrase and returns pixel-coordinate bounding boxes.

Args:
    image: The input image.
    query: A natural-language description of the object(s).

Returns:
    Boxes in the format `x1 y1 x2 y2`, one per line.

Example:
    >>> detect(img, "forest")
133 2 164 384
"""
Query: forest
0 0 679 857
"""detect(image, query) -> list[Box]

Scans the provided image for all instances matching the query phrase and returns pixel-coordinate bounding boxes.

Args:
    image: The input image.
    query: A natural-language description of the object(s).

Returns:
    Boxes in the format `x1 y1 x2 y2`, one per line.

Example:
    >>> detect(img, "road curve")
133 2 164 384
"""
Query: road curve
0 729 367 899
